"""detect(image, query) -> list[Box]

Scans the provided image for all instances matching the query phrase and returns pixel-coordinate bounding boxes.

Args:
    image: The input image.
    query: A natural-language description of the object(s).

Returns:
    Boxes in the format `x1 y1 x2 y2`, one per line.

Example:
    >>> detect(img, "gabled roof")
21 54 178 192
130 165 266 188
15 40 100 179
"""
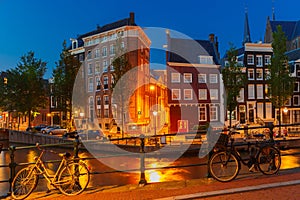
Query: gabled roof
286 48 300 61
270 21 297 40
167 38 219 65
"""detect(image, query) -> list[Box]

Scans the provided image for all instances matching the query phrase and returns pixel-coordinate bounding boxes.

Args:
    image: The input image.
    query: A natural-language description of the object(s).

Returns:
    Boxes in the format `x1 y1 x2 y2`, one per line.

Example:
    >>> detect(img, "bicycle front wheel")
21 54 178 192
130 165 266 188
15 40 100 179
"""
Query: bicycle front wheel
11 167 39 200
209 151 240 182
57 162 90 196
257 146 281 175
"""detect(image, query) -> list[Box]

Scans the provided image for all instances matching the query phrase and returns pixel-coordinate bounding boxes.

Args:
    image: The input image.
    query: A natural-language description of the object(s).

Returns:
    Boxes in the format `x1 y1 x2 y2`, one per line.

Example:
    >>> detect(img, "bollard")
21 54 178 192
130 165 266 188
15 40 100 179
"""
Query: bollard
8 145 16 194
139 134 147 186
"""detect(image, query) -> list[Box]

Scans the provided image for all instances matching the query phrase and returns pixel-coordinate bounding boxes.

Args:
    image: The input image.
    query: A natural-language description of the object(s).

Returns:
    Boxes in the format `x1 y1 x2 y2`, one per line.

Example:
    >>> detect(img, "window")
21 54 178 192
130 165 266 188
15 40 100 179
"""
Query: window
199 55 213 64
171 89 180 100
184 89 193 100
95 48 100 58
265 55 271 65
256 55 263 67
294 82 299 92
199 106 206 121
257 84 264 99
265 69 270 80
248 84 255 99
95 62 100 74
96 76 101 90
110 44 116 55
209 89 218 100
248 69 254 80
297 69 300 77
199 89 207 100
103 60 108 72
209 74 218 83
183 73 192 83
102 47 107 57
293 95 300 106
210 106 218 121
237 88 244 102
256 69 263 80
88 63 93 75
104 95 109 105
103 76 109 90
104 109 109 118
198 74 206 83
294 110 300 123
88 77 93 92
110 58 114 71
171 73 180 83
87 50 92 60
247 55 254 65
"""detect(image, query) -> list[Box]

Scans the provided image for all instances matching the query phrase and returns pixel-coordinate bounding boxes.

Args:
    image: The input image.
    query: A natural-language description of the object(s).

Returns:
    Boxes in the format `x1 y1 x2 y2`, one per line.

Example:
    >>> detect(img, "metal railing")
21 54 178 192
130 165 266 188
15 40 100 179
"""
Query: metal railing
1 123 300 197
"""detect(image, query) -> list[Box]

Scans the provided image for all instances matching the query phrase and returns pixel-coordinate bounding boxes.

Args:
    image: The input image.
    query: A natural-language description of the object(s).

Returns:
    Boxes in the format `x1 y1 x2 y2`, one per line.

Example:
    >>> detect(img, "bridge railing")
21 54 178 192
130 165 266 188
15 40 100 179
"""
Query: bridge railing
1 123 300 197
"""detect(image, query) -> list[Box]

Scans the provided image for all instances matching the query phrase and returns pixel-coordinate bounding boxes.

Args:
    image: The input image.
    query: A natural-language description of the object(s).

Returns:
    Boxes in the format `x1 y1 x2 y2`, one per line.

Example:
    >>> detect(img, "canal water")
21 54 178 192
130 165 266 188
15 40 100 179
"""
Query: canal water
1 140 300 196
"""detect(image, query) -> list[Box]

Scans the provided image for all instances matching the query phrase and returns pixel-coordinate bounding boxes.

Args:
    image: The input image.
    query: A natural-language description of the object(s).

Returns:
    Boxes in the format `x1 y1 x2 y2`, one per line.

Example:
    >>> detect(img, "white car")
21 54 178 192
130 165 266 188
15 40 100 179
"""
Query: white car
41 126 58 134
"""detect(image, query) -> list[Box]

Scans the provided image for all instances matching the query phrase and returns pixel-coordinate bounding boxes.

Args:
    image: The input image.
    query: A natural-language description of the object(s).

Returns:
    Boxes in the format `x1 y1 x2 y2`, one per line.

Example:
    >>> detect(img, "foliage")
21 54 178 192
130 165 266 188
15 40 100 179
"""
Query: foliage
52 40 81 121
266 25 295 108
3 51 47 126
222 44 247 127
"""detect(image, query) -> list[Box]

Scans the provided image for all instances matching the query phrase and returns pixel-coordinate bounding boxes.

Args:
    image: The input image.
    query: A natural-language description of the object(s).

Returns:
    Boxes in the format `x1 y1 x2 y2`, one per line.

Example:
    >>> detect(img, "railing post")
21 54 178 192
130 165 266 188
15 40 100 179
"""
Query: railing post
73 135 80 159
139 134 147 186
8 145 16 194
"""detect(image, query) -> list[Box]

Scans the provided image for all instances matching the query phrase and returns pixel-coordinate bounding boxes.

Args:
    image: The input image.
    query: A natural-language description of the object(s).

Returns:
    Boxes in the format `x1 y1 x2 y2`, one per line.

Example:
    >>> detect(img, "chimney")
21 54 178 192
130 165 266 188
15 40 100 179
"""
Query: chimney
129 12 135 25
209 33 215 43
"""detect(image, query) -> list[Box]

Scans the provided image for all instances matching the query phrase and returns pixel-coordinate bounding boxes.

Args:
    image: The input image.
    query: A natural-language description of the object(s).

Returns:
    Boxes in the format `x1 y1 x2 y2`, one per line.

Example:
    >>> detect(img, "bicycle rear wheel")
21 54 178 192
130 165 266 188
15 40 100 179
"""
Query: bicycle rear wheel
57 162 90 196
209 151 240 182
11 167 39 200
257 146 281 175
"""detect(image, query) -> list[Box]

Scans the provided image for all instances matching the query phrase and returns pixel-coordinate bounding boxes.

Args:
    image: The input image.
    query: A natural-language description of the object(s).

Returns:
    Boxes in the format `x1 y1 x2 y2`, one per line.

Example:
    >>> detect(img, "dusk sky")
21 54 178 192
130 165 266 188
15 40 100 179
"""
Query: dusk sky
0 0 299 78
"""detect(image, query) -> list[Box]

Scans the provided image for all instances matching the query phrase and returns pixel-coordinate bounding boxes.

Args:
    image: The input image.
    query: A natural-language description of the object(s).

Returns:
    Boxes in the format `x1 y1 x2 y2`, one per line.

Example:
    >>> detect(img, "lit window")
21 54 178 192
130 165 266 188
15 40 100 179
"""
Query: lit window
209 89 218 100
199 106 206 121
256 69 263 80
257 84 264 99
248 69 254 80
184 89 193 100
210 106 218 121
171 89 180 100
199 89 207 100
248 84 255 99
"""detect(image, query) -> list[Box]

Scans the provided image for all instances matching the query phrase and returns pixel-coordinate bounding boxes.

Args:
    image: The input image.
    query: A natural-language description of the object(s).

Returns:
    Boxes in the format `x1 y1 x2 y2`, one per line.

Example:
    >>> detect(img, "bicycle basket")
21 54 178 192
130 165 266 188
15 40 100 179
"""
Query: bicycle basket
215 133 229 148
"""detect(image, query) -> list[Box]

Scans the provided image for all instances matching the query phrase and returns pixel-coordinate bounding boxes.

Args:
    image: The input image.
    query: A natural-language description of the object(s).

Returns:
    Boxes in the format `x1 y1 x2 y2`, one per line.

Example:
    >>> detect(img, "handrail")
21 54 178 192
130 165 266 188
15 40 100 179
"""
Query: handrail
1 123 300 197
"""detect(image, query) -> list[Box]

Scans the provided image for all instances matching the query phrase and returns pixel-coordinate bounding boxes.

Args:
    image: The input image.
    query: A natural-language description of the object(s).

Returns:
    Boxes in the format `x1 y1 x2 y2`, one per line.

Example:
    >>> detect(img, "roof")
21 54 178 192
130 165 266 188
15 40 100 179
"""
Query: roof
286 48 300 61
167 38 219 65
269 21 297 40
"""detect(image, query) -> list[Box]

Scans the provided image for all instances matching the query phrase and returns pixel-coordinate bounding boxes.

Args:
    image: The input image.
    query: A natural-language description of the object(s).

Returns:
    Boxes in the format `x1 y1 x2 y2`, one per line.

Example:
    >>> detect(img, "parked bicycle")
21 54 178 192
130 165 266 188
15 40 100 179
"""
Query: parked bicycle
208 129 281 182
11 143 90 199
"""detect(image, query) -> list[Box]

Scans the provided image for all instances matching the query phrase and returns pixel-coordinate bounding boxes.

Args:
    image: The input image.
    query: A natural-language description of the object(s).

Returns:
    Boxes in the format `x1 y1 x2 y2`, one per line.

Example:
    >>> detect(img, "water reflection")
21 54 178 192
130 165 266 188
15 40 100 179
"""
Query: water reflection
1 142 300 196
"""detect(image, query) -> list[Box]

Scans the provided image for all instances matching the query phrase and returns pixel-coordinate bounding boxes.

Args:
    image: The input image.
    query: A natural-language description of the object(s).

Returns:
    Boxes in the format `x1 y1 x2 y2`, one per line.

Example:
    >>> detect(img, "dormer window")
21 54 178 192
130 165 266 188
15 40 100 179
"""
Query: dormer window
199 55 213 64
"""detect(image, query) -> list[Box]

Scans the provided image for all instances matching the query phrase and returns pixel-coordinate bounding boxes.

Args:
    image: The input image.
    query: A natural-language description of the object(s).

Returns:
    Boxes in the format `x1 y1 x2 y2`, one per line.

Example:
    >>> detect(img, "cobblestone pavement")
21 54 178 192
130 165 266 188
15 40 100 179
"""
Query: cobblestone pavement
4 168 300 200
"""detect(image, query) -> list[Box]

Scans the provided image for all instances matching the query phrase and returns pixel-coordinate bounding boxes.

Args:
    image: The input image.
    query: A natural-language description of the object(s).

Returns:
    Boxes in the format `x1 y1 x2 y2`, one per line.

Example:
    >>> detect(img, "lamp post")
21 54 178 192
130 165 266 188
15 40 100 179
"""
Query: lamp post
153 111 157 145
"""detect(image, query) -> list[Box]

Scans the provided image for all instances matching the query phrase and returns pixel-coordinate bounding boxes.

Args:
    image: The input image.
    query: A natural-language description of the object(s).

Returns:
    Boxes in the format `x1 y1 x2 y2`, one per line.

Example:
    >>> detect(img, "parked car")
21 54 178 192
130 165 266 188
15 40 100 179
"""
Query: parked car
78 129 104 140
33 124 47 131
46 126 68 136
63 131 79 139
41 126 58 134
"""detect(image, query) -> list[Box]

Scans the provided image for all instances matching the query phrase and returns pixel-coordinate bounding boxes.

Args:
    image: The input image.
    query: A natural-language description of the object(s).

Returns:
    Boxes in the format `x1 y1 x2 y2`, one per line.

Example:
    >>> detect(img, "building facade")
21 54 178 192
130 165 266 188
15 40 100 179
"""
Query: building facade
166 33 223 133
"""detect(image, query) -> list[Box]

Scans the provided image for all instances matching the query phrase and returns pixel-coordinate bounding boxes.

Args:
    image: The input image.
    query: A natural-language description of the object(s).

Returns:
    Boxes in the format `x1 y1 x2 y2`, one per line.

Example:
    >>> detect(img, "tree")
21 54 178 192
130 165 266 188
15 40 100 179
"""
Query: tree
266 25 295 136
222 44 247 127
5 51 47 127
52 40 81 128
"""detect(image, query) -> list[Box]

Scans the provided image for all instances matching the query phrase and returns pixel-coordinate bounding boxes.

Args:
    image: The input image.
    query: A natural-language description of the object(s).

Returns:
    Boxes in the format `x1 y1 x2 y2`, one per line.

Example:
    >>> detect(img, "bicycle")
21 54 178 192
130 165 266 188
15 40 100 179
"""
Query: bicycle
208 129 281 182
11 143 90 199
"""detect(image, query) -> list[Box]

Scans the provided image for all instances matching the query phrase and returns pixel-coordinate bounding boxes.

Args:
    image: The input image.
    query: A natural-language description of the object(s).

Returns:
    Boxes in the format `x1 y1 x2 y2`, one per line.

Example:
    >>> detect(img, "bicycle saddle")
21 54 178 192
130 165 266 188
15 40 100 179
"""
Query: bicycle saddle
59 152 71 158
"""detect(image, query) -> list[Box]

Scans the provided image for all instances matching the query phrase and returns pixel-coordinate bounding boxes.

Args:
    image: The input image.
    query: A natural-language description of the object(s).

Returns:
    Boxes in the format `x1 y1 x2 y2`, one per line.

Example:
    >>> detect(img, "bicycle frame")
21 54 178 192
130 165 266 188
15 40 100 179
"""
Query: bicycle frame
30 149 71 187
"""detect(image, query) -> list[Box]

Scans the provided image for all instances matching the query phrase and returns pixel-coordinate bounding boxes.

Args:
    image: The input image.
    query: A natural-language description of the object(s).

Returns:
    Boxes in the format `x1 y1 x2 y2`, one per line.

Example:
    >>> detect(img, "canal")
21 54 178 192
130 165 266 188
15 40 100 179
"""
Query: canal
1 140 300 196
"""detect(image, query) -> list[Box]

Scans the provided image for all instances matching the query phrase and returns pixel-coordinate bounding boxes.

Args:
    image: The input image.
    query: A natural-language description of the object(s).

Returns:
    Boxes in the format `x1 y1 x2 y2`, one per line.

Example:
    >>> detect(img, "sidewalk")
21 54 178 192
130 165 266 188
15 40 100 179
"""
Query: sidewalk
6 168 300 200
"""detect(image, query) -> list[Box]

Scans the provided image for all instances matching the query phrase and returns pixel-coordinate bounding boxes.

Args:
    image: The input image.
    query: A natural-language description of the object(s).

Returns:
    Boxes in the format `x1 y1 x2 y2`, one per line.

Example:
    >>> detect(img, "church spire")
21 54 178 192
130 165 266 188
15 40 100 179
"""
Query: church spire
243 8 251 46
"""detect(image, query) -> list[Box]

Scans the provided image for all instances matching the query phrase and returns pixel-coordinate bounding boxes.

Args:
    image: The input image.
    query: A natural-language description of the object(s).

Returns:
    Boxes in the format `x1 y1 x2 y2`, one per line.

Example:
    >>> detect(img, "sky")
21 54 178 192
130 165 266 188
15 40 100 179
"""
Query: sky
0 0 300 78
